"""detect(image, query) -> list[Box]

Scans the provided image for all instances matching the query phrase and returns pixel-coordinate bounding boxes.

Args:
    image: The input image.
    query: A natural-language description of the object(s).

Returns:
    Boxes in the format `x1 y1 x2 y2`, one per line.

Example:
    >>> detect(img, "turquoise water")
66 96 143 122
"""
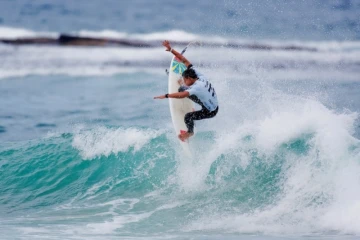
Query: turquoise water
1 66 360 240
1 0 360 239
1 119 360 239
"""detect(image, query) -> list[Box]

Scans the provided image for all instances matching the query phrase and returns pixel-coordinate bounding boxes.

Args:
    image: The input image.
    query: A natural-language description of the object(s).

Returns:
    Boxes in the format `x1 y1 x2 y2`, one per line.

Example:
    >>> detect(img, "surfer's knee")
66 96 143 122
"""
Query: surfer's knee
184 112 194 124
184 112 195 133
184 112 191 122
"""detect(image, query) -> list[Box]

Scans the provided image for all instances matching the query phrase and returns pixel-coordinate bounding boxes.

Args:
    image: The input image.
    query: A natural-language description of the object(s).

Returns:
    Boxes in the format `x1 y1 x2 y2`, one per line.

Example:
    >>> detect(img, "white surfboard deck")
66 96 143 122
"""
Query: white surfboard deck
168 49 194 156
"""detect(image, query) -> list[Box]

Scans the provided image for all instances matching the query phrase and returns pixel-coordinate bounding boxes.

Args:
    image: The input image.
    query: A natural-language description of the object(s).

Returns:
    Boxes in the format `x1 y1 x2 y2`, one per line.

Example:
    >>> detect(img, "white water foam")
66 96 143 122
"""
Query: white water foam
0 42 359 80
72 126 162 159
179 87 360 235
0 26 58 39
0 26 359 80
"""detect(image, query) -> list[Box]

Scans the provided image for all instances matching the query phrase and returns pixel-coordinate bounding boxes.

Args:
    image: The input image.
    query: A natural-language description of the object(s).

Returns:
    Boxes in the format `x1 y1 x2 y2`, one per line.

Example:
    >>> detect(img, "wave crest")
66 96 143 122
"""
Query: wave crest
72 126 163 159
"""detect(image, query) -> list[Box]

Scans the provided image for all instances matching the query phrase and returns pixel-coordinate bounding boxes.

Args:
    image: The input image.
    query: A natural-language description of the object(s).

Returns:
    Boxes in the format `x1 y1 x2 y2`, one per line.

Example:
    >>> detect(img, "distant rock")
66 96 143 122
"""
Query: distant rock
0 34 317 52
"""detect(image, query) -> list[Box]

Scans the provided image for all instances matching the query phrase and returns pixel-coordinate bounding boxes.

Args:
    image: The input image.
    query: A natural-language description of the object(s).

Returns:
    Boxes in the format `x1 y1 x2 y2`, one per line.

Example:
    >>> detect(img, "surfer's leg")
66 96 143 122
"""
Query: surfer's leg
184 107 219 133
184 111 199 133
180 107 218 141
184 109 207 133
178 111 199 141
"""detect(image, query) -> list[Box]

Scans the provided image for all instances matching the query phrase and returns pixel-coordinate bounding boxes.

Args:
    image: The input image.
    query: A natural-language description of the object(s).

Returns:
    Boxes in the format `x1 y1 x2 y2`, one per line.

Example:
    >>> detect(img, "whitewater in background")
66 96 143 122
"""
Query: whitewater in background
1 0 360 239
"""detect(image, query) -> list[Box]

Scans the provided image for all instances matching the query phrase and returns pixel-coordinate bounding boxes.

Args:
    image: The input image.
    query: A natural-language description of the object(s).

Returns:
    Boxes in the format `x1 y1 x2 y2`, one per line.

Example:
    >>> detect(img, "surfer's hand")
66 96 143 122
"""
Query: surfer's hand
162 40 171 51
154 95 166 99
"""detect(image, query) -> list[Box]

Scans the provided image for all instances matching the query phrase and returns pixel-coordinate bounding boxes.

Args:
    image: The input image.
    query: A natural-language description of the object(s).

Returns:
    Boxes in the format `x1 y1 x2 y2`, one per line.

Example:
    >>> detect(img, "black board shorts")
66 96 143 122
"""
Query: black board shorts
184 106 218 133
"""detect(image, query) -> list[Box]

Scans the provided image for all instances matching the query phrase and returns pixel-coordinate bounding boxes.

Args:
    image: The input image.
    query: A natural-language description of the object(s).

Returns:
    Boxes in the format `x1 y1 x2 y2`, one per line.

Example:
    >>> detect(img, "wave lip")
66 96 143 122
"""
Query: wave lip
0 26 57 39
72 126 163 159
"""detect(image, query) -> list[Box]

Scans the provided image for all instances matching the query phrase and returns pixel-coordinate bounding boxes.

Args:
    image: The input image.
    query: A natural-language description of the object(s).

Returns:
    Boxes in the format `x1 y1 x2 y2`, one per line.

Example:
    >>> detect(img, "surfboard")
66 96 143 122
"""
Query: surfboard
168 46 194 156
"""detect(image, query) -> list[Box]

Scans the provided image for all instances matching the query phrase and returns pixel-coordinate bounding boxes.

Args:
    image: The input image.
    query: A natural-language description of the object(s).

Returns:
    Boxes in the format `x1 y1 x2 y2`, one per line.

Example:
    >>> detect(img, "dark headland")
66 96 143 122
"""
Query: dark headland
0 34 317 52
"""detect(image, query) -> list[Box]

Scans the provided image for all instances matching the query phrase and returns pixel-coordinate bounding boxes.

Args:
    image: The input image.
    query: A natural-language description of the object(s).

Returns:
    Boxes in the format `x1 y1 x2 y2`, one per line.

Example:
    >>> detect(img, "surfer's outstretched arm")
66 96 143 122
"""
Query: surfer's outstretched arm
154 91 189 99
162 40 192 68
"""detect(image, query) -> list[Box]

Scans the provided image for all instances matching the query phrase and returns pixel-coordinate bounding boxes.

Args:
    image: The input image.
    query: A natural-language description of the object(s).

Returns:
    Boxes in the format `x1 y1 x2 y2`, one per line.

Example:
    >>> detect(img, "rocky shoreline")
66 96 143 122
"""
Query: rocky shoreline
0 34 317 52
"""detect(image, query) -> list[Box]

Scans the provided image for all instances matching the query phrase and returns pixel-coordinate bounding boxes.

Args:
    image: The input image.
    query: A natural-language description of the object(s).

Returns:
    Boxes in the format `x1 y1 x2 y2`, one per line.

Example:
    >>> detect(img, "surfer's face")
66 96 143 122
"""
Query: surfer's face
183 77 196 86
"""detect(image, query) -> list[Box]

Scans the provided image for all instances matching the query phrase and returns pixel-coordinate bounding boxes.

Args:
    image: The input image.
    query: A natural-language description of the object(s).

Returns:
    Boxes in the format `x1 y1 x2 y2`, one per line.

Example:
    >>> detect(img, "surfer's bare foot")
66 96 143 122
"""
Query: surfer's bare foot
178 132 194 141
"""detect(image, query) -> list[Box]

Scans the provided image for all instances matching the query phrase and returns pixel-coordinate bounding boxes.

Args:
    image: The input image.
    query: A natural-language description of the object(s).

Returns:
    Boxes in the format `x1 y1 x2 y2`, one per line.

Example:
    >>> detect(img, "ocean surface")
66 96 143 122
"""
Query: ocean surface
1 0 360 239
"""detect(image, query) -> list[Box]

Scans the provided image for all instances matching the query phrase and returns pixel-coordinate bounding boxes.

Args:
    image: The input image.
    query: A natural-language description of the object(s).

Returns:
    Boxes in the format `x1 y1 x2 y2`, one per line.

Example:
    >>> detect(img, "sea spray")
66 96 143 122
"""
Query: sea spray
185 98 360 235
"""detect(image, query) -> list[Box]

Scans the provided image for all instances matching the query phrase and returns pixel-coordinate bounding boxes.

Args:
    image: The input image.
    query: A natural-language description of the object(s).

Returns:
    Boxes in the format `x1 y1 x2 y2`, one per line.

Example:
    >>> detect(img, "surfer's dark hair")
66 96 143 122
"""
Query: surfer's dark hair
182 66 197 79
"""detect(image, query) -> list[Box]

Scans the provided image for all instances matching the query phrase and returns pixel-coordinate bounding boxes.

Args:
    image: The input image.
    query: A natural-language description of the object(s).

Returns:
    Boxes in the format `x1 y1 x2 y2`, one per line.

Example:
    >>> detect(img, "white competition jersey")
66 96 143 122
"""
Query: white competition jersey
186 67 218 111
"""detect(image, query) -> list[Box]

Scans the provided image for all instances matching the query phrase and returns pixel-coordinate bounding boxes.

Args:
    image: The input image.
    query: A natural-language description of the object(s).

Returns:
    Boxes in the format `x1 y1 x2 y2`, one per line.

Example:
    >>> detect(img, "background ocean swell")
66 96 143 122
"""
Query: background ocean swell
0 0 359 40
0 27 359 81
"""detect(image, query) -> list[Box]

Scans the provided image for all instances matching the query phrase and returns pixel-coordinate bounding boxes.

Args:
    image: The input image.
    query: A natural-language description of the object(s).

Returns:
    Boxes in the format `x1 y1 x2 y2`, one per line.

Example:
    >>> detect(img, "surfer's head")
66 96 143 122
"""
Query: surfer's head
182 68 197 79
182 68 198 86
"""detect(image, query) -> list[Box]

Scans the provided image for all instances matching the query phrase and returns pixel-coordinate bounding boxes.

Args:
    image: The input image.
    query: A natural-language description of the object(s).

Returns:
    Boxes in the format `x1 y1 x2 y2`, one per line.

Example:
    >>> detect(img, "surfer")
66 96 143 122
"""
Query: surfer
154 40 219 141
